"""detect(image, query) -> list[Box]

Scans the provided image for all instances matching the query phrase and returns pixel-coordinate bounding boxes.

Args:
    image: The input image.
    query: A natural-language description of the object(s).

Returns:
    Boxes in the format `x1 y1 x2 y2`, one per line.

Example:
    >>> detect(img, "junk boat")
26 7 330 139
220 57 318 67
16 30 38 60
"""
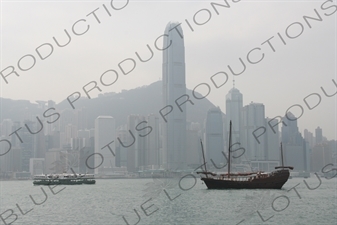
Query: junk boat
33 173 96 185
197 121 293 189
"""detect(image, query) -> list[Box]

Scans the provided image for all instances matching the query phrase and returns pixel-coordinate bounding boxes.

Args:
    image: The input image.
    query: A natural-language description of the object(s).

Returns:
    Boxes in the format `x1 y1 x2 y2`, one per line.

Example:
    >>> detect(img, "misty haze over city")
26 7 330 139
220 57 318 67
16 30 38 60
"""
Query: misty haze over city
0 0 336 224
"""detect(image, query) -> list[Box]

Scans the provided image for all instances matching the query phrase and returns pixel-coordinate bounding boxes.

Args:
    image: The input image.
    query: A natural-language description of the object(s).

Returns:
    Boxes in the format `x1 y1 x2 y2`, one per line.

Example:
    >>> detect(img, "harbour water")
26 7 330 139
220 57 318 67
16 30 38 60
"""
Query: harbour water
0 176 336 225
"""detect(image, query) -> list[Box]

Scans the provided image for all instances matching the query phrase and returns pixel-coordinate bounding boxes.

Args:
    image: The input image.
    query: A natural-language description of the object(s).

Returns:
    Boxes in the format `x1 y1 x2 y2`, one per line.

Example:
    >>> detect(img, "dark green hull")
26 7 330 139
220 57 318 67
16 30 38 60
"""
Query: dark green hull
33 179 96 185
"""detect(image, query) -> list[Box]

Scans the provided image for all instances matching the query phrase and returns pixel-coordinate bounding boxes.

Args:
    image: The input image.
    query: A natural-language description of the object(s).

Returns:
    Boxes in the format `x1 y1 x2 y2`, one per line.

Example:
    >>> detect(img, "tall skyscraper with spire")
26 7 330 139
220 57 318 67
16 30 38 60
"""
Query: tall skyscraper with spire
225 83 243 161
162 21 187 170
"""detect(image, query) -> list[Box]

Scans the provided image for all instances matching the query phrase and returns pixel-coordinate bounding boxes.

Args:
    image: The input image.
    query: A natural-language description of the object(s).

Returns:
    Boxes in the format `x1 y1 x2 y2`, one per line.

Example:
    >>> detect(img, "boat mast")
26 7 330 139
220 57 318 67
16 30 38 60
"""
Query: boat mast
228 121 232 178
280 142 284 168
200 139 208 178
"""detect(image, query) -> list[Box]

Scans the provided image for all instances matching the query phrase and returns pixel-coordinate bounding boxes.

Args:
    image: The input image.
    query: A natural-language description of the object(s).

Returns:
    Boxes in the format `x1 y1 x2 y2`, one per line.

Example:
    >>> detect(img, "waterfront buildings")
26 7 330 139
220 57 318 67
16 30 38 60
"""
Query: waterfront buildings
94 116 115 175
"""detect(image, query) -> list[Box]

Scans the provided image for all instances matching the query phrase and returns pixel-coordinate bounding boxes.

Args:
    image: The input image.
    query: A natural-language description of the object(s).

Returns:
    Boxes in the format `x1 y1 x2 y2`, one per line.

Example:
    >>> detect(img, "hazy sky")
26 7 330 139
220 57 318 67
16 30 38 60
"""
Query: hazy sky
0 0 336 140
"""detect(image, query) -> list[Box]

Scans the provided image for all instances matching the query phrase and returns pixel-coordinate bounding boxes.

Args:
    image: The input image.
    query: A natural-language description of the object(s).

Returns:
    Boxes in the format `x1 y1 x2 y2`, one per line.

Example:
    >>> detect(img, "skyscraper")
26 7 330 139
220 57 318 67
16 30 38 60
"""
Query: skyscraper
242 102 266 161
146 114 160 169
94 116 115 174
186 122 201 168
304 129 314 149
162 21 187 170
46 100 56 135
225 86 243 161
315 126 323 145
281 112 309 172
281 112 303 146
311 143 331 172
125 115 147 172
115 125 128 168
265 117 280 161
21 120 35 172
204 107 225 167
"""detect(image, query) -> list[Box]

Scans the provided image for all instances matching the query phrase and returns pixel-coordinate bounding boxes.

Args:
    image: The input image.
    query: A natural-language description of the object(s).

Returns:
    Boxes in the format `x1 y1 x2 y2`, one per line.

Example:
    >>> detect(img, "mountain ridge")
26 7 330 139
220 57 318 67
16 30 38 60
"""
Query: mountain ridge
0 81 221 129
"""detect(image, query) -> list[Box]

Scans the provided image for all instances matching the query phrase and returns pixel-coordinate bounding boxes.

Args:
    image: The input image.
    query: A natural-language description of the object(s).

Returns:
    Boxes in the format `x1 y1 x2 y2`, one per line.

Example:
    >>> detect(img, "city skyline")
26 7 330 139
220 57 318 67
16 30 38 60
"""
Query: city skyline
1 1 336 140
1 82 335 176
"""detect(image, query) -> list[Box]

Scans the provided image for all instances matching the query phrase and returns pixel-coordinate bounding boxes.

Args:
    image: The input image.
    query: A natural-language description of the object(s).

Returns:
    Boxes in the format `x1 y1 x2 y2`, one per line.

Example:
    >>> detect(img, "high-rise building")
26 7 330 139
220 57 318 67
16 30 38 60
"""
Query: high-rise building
71 137 85 151
94 116 115 174
204 107 225 167
36 101 47 111
46 100 57 135
225 87 243 161
65 124 78 146
45 149 63 174
1 119 13 136
58 109 75 133
11 147 22 173
162 21 187 170
21 120 35 172
126 115 138 172
186 122 201 168
281 112 309 172
29 158 45 176
315 126 323 145
328 140 337 167
78 129 91 147
146 114 160 169
222 114 228 151
242 102 266 161
11 121 22 148
79 136 94 174
115 125 128 168
34 127 46 159
304 129 314 149
136 115 148 171
265 117 280 161
281 112 303 145
75 108 88 130
311 143 332 172
0 135 12 173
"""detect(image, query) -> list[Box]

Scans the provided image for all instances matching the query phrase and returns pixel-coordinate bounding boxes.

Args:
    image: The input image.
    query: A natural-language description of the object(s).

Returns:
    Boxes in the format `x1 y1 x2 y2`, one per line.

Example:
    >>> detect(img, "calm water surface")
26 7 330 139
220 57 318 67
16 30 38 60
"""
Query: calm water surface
0 176 336 225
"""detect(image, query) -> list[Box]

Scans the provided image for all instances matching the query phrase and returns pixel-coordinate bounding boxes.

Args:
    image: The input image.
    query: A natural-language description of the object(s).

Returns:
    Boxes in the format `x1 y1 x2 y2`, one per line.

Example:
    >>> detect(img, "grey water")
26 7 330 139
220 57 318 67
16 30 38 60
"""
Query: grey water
0 176 336 225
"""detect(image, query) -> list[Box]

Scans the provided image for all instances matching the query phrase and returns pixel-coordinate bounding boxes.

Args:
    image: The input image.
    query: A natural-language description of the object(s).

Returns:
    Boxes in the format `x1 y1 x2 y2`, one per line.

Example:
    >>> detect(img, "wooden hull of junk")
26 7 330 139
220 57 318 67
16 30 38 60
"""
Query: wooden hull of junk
201 169 290 189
